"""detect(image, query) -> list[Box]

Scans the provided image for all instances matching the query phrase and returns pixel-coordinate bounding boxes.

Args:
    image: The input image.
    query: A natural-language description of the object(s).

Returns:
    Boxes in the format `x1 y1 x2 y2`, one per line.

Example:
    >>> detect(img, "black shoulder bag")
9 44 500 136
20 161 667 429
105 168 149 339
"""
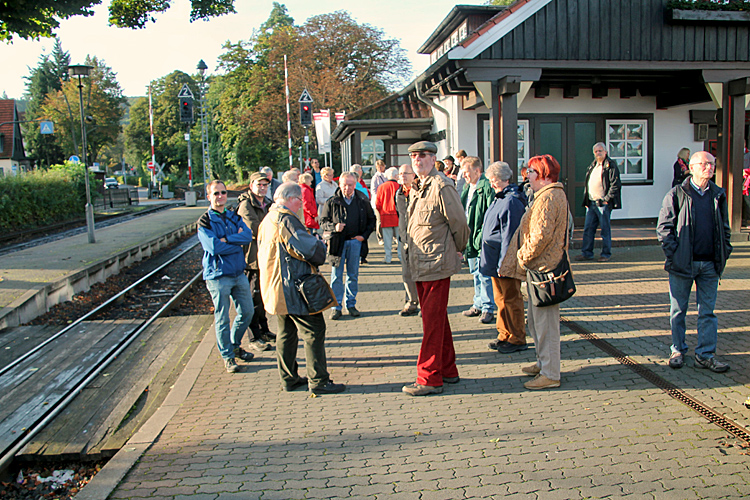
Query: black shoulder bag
521 214 576 307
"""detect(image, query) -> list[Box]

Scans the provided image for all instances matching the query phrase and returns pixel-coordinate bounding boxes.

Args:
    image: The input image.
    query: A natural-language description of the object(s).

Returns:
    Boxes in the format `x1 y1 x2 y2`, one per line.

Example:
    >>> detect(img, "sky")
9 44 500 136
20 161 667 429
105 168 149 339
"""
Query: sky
0 0 464 99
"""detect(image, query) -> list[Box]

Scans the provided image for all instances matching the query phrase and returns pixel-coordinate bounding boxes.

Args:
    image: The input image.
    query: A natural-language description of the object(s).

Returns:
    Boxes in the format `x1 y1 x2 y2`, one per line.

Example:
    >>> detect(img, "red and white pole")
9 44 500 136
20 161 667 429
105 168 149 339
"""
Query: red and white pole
284 55 292 168
148 85 156 185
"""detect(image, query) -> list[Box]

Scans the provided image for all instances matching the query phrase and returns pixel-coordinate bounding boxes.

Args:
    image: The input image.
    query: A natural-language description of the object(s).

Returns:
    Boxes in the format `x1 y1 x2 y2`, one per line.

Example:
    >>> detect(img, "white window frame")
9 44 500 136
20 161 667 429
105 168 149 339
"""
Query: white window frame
605 119 647 181
361 139 385 167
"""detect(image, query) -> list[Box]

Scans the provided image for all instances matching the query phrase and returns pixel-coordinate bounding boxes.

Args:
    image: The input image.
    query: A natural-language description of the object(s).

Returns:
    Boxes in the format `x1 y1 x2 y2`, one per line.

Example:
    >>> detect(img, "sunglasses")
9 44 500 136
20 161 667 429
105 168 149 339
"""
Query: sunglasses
409 152 432 159
211 190 227 195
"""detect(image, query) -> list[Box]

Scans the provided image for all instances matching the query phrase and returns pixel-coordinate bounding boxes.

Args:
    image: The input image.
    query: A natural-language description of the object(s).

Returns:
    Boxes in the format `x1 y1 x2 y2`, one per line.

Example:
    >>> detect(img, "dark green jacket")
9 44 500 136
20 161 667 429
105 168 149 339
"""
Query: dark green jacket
461 175 495 258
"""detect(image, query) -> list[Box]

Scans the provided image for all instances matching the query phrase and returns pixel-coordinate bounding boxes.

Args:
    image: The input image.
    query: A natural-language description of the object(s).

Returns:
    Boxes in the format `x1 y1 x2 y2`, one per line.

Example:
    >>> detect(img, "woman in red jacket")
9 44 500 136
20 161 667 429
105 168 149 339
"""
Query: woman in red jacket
300 172 320 232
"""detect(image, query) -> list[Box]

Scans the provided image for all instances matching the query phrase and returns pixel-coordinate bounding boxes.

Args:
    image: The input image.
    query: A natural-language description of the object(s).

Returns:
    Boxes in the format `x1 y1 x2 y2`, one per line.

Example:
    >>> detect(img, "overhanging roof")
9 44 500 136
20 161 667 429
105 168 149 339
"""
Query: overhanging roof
418 5 505 54
331 118 433 142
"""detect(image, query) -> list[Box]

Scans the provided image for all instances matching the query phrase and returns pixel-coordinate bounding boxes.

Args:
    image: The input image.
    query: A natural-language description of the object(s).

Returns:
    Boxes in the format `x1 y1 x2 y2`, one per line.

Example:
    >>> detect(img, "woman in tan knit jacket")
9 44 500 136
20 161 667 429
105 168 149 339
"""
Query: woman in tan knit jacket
499 155 570 390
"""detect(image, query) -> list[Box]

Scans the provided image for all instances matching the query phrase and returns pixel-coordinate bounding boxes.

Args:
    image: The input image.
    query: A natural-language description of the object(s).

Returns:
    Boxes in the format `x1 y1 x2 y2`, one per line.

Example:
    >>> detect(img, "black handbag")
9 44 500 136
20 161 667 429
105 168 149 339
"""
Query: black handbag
520 213 576 307
525 253 576 307
295 273 336 314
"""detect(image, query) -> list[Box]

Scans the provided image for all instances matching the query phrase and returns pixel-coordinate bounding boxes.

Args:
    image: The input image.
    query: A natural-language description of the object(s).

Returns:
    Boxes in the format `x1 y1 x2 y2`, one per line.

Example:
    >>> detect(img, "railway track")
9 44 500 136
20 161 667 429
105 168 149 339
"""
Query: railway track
0 235 207 472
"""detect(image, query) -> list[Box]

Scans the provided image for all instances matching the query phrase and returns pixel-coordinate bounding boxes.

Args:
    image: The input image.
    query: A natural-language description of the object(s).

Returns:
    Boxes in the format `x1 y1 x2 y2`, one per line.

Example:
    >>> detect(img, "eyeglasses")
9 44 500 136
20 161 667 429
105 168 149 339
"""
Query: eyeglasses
409 152 433 159
691 161 715 169
527 169 537 175
211 190 227 196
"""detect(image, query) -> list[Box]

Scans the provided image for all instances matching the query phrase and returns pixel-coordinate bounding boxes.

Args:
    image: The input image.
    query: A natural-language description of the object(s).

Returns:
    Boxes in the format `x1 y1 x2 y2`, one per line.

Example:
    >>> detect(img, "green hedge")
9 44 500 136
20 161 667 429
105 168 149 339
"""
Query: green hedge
0 162 97 232
667 0 750 11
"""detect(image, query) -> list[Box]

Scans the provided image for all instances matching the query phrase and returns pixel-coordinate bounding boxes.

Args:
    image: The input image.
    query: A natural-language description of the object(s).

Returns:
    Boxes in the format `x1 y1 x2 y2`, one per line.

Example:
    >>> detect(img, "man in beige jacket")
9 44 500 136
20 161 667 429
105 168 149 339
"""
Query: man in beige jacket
402 141 469 396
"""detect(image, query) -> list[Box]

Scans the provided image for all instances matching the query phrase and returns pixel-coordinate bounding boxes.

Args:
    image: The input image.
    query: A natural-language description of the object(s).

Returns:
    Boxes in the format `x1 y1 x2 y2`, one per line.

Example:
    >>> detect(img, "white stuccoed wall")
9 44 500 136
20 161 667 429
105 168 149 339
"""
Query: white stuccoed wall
428 89 717 220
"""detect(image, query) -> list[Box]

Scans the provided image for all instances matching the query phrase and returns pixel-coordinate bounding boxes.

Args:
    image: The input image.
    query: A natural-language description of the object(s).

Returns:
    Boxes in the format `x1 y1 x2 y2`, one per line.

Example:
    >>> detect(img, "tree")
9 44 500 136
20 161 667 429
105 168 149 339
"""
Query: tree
124 71 202 179
213 5 411 172
0 0 236 41
487 0 516 5
23 38 71 168
40 56 126 164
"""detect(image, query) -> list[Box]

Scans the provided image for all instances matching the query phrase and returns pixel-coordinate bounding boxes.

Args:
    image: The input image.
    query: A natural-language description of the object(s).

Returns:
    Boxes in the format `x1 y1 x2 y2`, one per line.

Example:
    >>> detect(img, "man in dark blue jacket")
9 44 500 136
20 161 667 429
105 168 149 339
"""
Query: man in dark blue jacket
657 151 732 373
198 180 255 373
577 142 621 262
319 172 376 320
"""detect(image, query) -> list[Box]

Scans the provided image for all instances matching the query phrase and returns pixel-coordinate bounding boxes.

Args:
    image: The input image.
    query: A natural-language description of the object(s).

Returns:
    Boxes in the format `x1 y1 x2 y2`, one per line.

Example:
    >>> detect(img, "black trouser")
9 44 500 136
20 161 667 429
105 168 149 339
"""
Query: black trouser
276 313 330 390
245 269 269 339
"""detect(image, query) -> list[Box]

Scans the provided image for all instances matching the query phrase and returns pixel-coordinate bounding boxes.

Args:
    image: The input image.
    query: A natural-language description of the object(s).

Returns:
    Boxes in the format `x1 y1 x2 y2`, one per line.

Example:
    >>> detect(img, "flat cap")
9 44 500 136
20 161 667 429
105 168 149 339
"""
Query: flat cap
249 172 269 184
407 141 437 154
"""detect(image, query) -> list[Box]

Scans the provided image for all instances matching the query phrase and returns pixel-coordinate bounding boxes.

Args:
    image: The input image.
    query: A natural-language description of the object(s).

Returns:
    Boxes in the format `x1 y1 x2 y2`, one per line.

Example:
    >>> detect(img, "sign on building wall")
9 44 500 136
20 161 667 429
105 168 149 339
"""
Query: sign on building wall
313 109 331 154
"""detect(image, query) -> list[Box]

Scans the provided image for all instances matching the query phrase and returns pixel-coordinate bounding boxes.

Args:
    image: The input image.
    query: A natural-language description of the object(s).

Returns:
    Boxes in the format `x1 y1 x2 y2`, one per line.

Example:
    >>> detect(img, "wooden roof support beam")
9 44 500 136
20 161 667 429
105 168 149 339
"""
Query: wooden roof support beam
563 84 579 98
534 82 550 98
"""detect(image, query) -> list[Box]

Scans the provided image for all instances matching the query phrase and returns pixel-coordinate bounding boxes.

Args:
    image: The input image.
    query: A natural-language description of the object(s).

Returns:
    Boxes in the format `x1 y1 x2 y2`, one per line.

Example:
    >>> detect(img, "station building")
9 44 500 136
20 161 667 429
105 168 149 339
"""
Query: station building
332 0 750 230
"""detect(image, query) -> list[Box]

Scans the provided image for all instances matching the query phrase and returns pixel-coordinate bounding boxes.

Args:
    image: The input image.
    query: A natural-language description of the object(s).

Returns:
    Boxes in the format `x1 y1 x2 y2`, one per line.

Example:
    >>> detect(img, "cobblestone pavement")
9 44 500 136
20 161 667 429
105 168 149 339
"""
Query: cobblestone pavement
110 241 750 499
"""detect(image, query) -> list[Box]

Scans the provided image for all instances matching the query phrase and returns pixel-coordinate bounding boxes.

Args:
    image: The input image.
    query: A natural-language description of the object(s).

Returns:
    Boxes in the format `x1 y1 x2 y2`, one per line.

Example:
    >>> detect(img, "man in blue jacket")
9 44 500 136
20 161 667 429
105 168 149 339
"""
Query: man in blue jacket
198 180 255 373
657 151 732 373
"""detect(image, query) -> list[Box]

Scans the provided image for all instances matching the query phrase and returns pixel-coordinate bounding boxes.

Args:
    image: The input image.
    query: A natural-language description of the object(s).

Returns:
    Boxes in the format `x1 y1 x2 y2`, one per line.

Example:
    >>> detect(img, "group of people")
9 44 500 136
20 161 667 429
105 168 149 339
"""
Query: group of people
196 138 733 398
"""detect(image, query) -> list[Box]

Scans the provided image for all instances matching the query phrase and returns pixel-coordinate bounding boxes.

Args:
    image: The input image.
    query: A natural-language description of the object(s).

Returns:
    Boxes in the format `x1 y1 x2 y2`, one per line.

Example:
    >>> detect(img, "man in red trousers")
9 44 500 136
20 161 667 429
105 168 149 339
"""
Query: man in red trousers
402 141 469 396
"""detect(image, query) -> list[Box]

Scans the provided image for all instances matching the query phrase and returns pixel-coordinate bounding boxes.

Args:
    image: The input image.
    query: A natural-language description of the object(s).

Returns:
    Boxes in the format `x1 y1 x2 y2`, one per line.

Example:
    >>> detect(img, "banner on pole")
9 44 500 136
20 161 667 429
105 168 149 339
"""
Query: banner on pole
313 109 331 154
335 112 346 125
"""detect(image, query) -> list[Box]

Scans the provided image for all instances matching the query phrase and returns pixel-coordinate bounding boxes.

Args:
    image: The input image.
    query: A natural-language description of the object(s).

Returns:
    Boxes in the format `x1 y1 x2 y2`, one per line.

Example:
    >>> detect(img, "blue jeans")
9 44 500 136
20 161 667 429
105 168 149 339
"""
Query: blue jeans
668 261 719 360
205 274 254 359
581 204 612 259
330 238 362 310
468 257 495 313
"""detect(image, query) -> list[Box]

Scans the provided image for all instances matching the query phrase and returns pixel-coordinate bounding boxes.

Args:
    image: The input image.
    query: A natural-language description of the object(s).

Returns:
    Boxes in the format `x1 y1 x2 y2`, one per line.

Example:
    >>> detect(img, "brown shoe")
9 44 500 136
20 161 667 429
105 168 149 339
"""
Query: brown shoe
402 383 443 396
463 307 481 317
524 374 560 390
399 305 419 316
574 254 594 261
598 256 611 262
521 364 541 376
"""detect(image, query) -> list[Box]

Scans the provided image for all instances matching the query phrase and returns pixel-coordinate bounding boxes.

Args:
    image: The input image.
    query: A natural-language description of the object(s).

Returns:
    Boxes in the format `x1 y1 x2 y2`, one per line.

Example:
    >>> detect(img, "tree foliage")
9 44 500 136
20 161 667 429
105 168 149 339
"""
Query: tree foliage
119 3 412 182
22 38 71 168
39 56 126 164
123 71 202 178
212 5 411 171
0 0 236 41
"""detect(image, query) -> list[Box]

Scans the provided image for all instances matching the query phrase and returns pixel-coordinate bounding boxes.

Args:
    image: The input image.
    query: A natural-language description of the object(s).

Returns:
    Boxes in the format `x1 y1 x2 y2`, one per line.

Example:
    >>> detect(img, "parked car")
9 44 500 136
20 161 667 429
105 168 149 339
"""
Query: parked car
104 177 119 189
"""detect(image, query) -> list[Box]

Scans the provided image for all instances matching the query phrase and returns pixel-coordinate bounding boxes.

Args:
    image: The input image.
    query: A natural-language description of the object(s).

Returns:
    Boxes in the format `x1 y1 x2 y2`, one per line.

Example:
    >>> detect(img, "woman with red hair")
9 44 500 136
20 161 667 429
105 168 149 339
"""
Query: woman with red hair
499 154 571 390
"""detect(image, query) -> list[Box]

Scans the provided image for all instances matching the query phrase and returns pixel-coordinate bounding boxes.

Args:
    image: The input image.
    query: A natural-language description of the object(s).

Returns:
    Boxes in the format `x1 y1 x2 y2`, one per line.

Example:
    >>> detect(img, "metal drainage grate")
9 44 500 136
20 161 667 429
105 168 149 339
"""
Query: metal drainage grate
562 318 750 444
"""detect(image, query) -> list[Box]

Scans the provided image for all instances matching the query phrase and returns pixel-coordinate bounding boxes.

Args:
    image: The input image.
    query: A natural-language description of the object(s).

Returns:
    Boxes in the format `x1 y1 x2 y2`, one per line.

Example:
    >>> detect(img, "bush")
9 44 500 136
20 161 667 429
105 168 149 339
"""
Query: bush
0 162 98 232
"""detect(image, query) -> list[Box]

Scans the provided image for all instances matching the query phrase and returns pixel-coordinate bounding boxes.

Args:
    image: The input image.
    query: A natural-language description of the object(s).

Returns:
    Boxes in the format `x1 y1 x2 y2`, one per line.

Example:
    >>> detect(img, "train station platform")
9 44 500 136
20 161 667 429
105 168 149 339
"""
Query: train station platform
77 235 750 499
0 203 209 329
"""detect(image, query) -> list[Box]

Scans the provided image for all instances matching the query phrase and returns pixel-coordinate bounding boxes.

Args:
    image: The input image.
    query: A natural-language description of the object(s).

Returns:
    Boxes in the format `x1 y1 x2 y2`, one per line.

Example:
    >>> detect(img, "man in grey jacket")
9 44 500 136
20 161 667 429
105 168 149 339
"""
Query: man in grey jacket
657 151 732 373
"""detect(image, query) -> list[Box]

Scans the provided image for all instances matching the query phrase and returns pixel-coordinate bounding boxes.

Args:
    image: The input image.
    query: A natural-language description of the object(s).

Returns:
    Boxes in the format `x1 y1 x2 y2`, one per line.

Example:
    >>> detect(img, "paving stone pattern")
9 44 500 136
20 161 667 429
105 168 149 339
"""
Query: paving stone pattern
111 241 750 499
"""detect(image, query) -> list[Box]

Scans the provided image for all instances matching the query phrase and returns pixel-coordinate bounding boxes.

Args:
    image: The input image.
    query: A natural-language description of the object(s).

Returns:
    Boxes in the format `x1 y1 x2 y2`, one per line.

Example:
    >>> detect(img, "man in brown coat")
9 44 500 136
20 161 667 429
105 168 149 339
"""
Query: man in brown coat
402 141 469 396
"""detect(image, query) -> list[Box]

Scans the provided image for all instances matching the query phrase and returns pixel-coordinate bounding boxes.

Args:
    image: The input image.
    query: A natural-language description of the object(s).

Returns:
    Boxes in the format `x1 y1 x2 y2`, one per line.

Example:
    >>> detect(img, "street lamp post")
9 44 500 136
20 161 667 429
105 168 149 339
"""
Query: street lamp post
197 59 210 190
69 64 95 244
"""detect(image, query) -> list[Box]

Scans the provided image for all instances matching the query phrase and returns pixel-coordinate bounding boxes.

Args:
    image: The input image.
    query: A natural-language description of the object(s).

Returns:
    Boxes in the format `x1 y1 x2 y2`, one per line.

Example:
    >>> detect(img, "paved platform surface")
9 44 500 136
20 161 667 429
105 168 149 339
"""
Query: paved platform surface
104 238 750 499
0 204 207 310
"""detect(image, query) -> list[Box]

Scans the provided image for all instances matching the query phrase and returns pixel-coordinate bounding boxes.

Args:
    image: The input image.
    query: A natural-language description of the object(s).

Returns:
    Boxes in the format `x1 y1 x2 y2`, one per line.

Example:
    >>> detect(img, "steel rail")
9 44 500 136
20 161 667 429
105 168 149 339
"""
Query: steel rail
0 238 200 378
0 271 204 472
